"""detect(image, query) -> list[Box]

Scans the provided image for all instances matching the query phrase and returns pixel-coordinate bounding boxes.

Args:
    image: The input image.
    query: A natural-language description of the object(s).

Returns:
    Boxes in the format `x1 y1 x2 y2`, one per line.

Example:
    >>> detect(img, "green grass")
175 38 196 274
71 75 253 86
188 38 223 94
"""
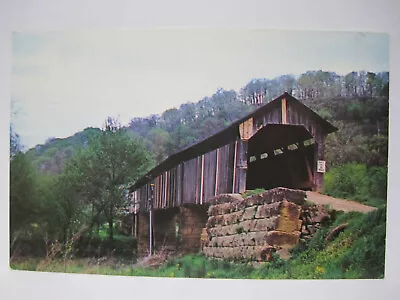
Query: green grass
241 188 266 198
11 207 386 279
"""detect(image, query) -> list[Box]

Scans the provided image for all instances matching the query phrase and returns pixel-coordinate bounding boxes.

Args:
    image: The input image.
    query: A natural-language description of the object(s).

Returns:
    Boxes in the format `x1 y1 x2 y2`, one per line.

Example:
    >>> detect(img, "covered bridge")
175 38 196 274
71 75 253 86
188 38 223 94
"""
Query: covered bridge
128 92 337 256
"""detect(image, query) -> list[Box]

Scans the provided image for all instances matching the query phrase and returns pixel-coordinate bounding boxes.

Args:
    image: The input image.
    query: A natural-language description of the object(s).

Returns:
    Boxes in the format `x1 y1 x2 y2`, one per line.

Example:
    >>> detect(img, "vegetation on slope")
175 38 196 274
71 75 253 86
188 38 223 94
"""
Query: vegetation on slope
25 127 102 174
24 70 389 172
11 207 386 279
10 118 154 259
324 163 387 207
9 70 389 279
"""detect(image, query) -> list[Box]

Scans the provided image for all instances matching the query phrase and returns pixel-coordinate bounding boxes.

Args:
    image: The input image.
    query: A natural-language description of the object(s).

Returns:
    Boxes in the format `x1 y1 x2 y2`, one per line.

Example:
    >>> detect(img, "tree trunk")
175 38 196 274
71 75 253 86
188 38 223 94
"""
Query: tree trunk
108 202 114 240
108 218 114 240
62 220 70 244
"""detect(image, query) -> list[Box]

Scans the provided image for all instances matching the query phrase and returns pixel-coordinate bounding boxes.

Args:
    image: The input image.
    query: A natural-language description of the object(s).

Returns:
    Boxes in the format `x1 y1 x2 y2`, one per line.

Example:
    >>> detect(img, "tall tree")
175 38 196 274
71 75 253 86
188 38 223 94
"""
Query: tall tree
147 128 171 163
10 125 21 158
10 152 38 235
63 117 154 240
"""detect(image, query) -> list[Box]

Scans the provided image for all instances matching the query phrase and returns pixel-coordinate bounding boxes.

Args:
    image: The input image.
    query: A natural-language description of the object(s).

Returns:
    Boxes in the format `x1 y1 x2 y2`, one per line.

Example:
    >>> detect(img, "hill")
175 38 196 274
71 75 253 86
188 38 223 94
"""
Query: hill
24 70 389 176
25 127 102 174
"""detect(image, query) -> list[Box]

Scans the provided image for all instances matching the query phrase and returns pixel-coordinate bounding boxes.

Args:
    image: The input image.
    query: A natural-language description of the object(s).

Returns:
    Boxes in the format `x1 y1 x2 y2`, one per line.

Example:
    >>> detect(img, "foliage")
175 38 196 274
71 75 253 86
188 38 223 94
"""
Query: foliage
56 117 154 241
11 208 386 279
24 70 389 177
10 118 153 261
25 127 102 174
129 88 252 159
9 152 38 234
241 188 266 198
75 233 137 259
10 124 21 158
10 70 389 263
324 163 387 206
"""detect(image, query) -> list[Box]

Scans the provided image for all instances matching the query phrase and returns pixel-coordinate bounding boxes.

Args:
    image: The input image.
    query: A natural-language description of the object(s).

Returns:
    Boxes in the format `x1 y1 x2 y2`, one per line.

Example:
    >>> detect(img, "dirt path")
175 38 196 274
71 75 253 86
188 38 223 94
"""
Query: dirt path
306 191 376 213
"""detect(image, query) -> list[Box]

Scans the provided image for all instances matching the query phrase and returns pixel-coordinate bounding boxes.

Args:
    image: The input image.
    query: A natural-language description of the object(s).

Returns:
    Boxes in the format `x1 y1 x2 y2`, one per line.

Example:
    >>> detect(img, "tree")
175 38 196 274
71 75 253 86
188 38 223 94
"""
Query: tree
63 117 154 240
297 72 316 100
9 126 47 254
146 128 171 163
10 152 38 235
160 108 181 132
344 72 358 97
10 125 21 158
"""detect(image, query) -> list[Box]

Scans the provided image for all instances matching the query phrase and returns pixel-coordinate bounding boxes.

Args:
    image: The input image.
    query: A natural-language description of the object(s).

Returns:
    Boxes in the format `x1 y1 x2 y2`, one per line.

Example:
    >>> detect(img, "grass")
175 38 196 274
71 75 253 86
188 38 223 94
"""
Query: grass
241 188 265 198
11 207 386 279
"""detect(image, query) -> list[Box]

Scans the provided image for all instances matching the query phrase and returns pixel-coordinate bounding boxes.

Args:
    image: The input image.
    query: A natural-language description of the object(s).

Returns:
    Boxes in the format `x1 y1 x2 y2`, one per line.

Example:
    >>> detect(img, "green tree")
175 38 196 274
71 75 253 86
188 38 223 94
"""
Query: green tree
10 152 38 235
62 117 154 241
146 128 172 163
344 72 358 97
10 125 21 158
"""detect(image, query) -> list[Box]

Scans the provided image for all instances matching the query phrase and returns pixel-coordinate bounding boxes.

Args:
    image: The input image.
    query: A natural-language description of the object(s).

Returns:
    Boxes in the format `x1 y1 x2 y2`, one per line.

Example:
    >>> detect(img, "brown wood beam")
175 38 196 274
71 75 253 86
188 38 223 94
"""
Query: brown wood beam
237 139 248 193
282 98 287 124
314 131 327 192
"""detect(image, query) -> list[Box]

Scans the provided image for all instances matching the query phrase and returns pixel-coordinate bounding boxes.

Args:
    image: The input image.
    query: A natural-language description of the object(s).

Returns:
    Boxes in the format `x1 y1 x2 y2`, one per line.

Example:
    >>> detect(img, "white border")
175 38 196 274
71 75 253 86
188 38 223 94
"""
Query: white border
1 1 399 299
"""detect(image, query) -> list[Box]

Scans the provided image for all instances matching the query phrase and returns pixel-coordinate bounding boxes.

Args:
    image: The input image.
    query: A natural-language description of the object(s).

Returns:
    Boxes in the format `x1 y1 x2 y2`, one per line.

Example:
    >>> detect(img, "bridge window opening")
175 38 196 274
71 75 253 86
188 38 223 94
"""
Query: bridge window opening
274 148 284 155
287 143 299 151
260 153 268 160
303 138 315 146
249 155 257 163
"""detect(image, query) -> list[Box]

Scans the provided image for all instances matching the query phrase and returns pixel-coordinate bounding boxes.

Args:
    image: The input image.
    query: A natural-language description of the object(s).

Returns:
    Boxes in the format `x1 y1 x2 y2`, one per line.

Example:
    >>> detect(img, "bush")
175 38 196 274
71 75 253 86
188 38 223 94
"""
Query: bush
75 234 137 259
324 163 387 205
368 166 388 200
11 209 386 280
11 235 47 258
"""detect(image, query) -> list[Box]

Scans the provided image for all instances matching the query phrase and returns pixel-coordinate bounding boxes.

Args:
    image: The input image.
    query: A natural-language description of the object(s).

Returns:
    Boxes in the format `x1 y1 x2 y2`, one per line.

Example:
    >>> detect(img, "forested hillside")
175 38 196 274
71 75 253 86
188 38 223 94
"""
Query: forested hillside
10 69 389 278
26 70 389 172
25 128 102 174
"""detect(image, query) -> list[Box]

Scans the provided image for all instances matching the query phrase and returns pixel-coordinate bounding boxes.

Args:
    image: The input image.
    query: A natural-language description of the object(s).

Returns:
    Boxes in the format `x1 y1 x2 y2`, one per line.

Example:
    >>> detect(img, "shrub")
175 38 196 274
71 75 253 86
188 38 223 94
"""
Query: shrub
11 209 386 280
368 166 388 201
324 163 387 205
75 234 137 259
10 235 47 258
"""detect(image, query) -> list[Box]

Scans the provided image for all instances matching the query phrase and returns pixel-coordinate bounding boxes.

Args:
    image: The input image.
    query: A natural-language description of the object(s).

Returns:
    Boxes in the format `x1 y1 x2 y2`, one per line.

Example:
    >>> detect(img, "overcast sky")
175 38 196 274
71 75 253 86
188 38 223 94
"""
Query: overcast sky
11 29 389 149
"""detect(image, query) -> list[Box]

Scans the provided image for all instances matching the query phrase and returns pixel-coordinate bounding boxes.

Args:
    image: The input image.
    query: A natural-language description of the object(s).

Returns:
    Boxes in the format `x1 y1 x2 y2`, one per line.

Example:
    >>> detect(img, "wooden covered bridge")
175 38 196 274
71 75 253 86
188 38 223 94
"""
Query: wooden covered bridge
127 92 337 256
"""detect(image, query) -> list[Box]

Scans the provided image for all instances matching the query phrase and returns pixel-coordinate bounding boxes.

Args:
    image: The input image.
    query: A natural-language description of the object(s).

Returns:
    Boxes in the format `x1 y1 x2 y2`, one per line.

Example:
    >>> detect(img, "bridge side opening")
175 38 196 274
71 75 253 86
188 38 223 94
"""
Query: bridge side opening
246 124 316 191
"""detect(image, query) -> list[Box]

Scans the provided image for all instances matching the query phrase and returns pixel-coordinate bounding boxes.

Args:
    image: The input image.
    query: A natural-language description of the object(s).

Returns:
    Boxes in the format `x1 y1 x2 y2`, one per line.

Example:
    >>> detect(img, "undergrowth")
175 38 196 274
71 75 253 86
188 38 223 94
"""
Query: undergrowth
11 207 386 279
324 163 387 207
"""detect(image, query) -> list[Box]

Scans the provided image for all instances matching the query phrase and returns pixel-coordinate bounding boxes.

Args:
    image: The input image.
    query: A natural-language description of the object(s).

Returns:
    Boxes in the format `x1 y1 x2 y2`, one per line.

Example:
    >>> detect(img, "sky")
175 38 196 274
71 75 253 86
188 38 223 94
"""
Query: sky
10 29 389 149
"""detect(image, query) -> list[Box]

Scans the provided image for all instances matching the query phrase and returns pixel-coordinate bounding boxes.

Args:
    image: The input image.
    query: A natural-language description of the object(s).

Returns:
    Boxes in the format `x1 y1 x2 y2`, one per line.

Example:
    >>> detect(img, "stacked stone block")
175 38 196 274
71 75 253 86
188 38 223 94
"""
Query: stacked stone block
179 205 208 253
137 214 150 257
300 204 330 240
202 187 306 261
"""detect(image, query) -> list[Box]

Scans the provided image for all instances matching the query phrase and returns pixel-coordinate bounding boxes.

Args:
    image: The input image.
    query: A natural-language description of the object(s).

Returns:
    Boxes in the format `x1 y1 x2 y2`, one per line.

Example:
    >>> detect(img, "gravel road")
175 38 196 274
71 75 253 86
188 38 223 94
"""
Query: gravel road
306 191 377 213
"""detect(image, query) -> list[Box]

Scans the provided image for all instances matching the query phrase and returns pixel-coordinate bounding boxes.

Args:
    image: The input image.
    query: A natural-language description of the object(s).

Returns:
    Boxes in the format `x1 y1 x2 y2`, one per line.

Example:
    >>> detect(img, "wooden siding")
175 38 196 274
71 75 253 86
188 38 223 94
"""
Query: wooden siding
135 141 237 212
131 93 337 212
252 98 321 142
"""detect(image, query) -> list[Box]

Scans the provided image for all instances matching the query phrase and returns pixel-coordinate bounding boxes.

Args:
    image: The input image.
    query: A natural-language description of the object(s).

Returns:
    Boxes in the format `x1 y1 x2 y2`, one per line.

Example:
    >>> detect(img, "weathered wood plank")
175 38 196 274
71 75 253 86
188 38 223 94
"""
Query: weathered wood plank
314 130 326 192
237 139 248 193
203 150 217 202
282 98 287 124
